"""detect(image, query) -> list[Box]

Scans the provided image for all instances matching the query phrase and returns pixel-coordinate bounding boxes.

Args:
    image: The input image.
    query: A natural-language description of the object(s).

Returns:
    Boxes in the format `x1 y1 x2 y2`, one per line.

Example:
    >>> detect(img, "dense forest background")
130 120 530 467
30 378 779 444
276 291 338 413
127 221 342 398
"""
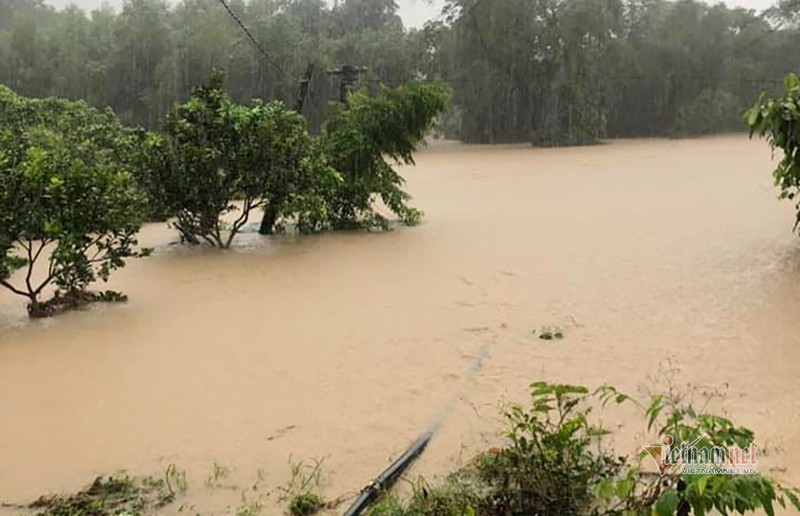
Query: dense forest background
1 0 799 144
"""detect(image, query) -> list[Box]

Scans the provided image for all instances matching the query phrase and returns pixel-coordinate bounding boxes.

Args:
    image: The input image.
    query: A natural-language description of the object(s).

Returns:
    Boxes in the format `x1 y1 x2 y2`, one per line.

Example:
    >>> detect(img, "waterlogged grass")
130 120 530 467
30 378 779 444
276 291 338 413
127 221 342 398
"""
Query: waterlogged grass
205 461 233 489
288 492 325 516
26 475 175 516
12 458 332 516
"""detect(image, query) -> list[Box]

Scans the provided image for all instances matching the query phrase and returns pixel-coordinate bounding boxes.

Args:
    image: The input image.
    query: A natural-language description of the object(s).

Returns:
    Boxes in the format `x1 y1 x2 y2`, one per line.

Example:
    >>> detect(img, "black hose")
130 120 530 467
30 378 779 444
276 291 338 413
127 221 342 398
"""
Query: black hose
343 430 435 516
342 345 488 516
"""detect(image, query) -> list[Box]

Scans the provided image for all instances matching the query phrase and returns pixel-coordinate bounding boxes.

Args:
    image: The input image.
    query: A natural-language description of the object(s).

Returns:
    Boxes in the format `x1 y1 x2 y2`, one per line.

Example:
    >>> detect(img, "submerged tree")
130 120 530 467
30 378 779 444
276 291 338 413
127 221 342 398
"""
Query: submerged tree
154 75 338 246
154 75 446 243
0 85 150 317
249 101 336 236
320 80 450 230
746 73 800 232
155 80 251 247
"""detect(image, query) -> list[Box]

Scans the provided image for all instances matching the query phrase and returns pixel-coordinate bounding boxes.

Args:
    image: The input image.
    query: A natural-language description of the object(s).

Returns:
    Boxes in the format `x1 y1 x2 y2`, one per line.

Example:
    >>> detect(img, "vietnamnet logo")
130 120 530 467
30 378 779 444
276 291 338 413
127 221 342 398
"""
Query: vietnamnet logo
642 435 759 476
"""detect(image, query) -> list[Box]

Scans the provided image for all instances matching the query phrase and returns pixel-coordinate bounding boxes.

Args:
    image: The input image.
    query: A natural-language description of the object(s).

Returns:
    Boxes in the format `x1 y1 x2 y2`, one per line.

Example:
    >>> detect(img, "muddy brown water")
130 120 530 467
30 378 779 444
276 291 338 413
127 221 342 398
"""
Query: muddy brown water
1 135 799 513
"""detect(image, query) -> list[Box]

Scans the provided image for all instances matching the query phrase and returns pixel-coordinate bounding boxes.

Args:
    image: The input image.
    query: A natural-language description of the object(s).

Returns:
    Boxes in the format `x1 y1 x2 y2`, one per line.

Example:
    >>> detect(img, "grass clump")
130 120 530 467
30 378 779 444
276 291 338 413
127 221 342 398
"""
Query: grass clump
288 492 325 516
279 458 327 516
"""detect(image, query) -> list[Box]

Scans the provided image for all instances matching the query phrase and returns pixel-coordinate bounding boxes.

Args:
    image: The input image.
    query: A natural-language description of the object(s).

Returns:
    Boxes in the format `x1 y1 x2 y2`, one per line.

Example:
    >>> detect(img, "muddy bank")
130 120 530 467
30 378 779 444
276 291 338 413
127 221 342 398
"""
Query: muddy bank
1 135 799 513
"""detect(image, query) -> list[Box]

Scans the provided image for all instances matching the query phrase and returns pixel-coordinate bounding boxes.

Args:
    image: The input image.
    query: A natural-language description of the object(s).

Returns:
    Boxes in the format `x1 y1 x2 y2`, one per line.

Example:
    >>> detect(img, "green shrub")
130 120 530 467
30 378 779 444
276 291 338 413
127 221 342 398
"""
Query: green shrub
479 383 626 514
746 73 800 232
642 389 798 516
368 382 800 516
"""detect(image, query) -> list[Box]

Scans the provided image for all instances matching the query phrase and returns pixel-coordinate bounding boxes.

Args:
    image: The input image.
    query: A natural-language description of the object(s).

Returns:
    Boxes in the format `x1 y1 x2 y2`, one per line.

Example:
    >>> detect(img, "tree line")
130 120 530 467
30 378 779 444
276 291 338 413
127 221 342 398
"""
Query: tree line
0 0 799 144
0 0 426 131
433 0 800 143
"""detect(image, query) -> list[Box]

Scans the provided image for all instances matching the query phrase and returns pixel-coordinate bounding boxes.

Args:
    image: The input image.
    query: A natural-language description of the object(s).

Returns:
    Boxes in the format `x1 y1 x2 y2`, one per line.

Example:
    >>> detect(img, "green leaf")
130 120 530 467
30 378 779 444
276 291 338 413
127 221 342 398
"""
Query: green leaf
785 73 800 91
782 488 800 510
616 476 636 499
697 475 708 495
745 106 760 127
654 490 678 516
593 479 614 501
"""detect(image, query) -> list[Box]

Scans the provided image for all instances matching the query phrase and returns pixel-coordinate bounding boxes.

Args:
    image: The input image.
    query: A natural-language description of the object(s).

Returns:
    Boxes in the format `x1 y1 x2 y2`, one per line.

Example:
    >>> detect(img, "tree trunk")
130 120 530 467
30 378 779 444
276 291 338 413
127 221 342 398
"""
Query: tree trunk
258 205 279 235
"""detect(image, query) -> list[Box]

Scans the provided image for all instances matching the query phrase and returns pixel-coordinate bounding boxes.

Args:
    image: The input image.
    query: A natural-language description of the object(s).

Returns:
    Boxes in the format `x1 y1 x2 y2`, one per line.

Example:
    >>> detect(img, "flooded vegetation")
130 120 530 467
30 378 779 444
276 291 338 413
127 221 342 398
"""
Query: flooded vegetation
2 136 800 513
3 0 800 513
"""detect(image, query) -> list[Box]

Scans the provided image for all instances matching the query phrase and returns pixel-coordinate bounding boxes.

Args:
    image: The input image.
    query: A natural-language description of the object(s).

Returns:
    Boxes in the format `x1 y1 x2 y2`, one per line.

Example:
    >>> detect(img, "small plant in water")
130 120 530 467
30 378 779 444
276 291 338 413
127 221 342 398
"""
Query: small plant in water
537 326 565 340
164 463 188 498
205 461 232 488
94 290 129 303
279 457 327 516
289 492 325 516
236 490 264 516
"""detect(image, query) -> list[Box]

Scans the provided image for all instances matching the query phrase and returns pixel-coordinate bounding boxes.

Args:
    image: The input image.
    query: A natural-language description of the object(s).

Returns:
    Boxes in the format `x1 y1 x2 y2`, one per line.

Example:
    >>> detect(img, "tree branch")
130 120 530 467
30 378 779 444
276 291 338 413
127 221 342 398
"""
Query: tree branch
0 278 34 300
31 239 48 264
225 198 255 248
24 238 34 295
32 275 55 298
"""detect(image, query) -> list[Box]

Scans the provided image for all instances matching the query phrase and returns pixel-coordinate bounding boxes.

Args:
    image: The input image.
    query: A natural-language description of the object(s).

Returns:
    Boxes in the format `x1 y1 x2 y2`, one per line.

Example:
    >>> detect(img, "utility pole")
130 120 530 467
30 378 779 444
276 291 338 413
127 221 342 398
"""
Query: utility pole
327 64 368 103
294 63 315 113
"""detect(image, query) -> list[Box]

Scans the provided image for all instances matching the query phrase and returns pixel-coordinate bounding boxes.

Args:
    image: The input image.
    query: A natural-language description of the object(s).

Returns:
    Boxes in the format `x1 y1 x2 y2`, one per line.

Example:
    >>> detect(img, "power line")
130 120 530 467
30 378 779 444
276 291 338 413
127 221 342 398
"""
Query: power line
215 0 288 79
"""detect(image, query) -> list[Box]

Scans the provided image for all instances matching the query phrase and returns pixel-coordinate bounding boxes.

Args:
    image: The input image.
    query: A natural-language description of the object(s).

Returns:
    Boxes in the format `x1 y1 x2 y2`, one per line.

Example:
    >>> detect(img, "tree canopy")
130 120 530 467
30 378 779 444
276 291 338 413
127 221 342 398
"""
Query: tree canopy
0 85 149 316
321 80 450 230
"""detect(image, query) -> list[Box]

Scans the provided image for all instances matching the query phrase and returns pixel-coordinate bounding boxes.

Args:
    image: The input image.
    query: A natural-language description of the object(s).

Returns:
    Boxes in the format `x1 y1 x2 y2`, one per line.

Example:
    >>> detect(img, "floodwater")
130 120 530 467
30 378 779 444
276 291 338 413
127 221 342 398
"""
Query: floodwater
1 135 799 513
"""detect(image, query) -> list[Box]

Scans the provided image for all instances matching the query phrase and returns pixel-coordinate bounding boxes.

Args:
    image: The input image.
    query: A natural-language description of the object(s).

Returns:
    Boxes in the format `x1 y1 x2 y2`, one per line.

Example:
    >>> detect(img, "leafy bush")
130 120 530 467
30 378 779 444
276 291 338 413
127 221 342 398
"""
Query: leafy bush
746 73 800 231
677 89 743 136
368 382 800 516
642 389 799 516
320 81 450 230
0 86 149 317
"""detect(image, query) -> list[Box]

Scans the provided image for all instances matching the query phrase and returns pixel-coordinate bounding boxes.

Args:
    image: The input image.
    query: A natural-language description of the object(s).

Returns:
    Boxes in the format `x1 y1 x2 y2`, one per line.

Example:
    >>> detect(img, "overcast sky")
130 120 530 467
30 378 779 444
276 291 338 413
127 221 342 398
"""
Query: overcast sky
42 0 778 28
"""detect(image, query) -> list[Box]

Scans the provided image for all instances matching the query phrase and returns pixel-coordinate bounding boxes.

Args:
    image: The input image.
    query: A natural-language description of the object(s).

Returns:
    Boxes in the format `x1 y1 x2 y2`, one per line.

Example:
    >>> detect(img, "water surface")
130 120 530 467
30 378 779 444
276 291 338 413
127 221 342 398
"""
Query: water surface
1 135 798 512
